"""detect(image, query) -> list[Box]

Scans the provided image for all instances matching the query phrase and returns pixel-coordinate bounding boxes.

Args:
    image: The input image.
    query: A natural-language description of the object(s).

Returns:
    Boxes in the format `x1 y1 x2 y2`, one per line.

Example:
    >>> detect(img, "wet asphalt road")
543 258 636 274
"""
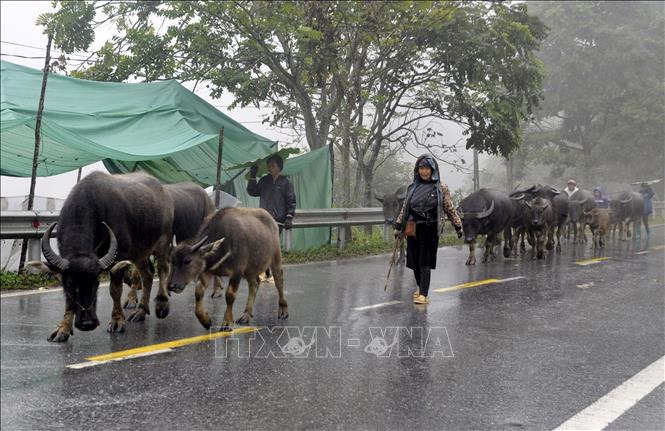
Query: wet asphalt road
1 227 664 431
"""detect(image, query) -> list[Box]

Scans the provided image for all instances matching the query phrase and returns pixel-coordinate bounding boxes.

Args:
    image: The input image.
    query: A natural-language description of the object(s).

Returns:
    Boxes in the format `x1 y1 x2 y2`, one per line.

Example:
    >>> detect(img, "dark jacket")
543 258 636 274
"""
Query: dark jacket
396 155 462 235
247 174 296 224
640 185 655 215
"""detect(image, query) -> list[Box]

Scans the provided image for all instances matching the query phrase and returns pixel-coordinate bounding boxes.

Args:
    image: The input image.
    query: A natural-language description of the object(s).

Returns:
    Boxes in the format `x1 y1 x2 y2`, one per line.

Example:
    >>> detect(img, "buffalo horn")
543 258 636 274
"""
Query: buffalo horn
476 200 495 219
510 193 525 201
191 236 209 252
455 207 466 219
41 223 70 272
620 196 632 204
98 222 119 270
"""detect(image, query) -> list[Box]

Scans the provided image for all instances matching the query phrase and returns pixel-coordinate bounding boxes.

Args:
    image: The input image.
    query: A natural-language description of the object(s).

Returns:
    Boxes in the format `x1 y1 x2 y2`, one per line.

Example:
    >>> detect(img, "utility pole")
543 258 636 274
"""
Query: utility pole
19 33 53 272
214 127 225 208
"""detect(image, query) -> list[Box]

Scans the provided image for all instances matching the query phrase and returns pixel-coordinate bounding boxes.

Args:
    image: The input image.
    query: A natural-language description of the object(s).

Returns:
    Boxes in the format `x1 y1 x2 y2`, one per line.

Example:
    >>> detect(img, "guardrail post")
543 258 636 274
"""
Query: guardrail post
383 224 391 242
338 226 346 250
284 229 292 252
27 238 41 262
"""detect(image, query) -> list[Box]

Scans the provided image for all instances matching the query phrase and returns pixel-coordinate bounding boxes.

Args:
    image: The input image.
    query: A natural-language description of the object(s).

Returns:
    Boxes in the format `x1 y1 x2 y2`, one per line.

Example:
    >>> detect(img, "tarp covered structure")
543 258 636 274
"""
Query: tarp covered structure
0 60 331 250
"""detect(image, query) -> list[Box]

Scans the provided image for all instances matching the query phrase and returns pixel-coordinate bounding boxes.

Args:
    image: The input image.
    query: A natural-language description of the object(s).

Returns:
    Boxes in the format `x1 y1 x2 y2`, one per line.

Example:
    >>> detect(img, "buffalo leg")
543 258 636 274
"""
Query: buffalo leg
220 275 241 331
546 227 555 251
47 295 75 342
272 263 289 320
503 227 512 258
210 275 224 298
195 276 212 330
108 269 127 334
127 259 153 322
122 266 140 309
466 240 476 265
153 243 171 319
555 225 563 253
236 275 259 325
483 235 496 263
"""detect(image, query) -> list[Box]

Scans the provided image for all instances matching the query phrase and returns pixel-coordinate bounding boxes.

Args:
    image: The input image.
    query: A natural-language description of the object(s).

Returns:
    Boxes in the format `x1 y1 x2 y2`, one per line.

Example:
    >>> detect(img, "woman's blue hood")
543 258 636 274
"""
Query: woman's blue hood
413 154 440 183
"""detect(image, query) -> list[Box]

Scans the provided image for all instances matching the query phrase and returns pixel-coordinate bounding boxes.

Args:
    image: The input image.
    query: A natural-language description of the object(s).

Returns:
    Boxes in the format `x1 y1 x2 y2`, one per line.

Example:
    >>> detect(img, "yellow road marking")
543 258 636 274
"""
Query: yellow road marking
650 245 665 251
433 278 501 293
85 326 259 362
575 257 610 266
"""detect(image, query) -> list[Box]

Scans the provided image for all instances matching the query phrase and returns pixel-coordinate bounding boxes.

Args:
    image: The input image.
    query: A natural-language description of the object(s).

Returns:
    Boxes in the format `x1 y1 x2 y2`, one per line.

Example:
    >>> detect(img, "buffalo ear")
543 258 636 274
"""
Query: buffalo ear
396 186 407 201
375 190 384 203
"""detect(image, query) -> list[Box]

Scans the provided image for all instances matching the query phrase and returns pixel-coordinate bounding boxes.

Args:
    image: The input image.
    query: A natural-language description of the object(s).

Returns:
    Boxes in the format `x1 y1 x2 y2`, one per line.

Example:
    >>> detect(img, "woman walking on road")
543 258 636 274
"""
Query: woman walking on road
395 155 463 304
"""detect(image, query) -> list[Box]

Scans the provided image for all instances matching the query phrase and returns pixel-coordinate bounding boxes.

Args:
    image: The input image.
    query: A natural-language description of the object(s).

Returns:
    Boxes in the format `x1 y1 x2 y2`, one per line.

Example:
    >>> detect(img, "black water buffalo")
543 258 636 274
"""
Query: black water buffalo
509 184 563 253
167 207 288 330
613 191 644 241
457 188 514 265
551 193 569 253
376 186 407 262
33 172 174 342
523 197 555 259
122 182 224 308
567 189 596 243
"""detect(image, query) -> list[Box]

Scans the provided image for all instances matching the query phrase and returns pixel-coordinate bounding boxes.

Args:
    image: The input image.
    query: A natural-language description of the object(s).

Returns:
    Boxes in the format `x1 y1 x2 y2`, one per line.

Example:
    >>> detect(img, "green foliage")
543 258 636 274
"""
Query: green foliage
36 0 95 53
0 271 60 290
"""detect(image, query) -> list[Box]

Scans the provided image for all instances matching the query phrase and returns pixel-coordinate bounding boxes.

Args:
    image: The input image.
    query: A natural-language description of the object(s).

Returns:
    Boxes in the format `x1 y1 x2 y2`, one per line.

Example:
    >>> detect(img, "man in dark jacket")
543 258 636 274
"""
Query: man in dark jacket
247 153 296 232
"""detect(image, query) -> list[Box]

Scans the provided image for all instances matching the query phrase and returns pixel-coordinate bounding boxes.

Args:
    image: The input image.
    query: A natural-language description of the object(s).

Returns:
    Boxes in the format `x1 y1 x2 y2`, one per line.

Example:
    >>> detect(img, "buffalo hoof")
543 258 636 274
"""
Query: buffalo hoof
235 313 251 325
154 297 169 319
278 307 289 320
210 287 223 298
537 251 545 259
556 244 562 254
198 315 211 330
107 318 126 334
503 248 511 259
123 298 138 310
127 308 147 323
465 257 476 265
219 322 233 332
520 245 526 254
47 325 73 343
546 241 554 251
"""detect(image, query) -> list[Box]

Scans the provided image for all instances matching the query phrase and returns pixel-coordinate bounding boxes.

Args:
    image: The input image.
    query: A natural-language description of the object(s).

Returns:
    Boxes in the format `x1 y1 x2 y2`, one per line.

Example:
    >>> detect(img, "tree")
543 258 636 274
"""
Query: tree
56 1 547 207
523 1 664 184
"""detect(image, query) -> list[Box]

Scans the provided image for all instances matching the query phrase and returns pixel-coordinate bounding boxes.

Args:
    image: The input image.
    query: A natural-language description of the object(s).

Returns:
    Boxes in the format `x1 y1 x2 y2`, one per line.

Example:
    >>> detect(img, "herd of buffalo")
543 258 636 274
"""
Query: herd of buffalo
28 172 649 344
379 183 650 267
29 171 287 343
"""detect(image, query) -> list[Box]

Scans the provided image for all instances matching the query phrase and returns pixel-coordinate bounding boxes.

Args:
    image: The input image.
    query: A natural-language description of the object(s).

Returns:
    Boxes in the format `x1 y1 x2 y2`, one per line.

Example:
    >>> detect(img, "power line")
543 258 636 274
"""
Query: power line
0 52 94 62
1 40 97 55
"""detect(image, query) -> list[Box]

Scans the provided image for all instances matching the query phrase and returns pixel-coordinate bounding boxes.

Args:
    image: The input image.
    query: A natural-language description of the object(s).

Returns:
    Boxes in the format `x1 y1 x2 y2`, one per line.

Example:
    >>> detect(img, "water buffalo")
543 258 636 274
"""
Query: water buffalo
123 182 224 309
551 193 569 253
567 189 596 243
376 186 407 263
31 172 174 342
457 188 514 265
524 197 555 259
613 191 644 241
583 208 610 249
167 207 288 330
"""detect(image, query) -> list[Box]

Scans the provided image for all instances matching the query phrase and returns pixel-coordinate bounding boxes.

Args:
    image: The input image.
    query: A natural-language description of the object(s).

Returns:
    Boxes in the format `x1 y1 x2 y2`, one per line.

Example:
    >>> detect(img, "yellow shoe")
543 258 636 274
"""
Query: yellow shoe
412 290 420 299
413 294 429 304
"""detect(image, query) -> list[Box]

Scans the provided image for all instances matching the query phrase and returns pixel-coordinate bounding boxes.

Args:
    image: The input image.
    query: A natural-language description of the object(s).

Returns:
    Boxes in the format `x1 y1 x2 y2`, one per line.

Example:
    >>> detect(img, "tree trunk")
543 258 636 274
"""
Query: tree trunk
19 34 53 272
506 156 514 192
473 149 480 191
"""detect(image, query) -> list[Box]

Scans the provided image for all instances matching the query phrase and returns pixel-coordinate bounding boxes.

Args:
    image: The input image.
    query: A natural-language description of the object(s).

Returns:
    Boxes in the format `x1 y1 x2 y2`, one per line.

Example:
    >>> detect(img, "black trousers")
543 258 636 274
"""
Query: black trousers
406 223 438 296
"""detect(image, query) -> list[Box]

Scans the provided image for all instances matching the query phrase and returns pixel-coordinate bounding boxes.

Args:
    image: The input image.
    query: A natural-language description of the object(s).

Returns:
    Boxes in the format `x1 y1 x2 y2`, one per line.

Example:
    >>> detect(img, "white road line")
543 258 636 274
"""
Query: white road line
635 251 649 255
66 348 174 369
554 355 665 431
353 300 403 311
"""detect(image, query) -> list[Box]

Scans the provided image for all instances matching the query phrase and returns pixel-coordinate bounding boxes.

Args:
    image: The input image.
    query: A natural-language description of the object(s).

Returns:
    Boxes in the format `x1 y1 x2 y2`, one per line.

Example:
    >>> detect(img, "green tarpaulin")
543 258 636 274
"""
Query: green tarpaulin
0 60 331 250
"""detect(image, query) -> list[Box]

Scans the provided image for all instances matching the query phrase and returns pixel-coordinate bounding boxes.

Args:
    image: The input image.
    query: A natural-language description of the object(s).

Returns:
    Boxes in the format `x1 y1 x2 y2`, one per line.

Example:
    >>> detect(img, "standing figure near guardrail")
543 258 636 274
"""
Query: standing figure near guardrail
394 155 463 305
639 182 656 239
247 153 296 281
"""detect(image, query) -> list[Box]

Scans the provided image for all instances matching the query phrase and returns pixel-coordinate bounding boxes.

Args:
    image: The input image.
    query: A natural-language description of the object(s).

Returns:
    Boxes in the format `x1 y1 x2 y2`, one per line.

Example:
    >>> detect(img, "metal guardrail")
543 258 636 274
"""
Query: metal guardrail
0 208 389 255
